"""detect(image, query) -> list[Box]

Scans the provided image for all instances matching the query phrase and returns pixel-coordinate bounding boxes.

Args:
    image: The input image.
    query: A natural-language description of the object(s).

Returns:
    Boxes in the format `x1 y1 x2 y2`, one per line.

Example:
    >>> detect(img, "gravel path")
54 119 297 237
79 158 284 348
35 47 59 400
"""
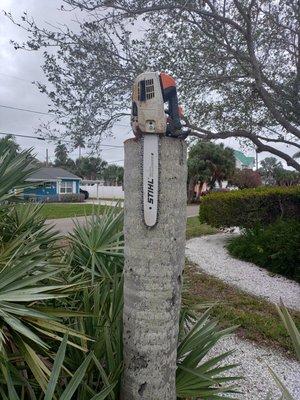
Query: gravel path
207 334 300 399
186 234 300 311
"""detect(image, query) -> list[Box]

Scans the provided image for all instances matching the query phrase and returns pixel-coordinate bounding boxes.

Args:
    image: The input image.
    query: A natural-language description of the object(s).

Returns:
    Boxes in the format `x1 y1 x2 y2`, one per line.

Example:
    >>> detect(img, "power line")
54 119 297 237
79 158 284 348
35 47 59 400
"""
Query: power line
46 137 124 148
0 131 45 141
0 104 54 116
0 103 130 128
0 72 33 83
98 144 123 148
0 131 124 149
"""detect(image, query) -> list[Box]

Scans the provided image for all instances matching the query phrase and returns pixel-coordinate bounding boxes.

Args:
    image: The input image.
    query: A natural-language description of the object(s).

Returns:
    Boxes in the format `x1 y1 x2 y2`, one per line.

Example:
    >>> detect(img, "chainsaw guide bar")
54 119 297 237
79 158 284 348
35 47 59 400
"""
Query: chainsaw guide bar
142 135 159 227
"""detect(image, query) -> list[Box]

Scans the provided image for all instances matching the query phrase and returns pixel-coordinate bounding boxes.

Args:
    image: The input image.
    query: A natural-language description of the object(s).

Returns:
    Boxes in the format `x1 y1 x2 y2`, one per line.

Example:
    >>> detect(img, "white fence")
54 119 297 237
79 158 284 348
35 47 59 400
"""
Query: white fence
80 184 124 199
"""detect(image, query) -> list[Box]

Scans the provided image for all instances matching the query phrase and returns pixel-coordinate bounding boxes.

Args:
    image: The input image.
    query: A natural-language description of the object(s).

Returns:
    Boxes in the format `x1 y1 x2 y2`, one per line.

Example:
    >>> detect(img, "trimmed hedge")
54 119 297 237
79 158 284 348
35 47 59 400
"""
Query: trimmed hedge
199 186 300 228
24 193 85 203
44 193 85 203
227 219 300 282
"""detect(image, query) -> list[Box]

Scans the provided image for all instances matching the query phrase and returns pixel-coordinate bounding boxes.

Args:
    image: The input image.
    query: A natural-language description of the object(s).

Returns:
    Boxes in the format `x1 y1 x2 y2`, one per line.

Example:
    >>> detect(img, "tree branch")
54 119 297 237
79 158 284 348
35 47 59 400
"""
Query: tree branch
186 123 300 170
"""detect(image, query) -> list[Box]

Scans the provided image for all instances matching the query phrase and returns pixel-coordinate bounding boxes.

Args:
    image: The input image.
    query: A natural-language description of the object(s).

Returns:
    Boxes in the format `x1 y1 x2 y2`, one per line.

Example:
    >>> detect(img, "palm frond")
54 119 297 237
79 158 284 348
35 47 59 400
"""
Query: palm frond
68 206 124 283
176 310 240 398
0 143 39 202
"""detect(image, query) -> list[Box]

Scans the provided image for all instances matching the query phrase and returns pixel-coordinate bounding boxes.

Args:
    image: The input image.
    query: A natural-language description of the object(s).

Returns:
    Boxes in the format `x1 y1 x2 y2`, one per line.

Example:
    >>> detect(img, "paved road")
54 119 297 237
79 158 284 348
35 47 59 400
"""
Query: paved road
47 204 199 236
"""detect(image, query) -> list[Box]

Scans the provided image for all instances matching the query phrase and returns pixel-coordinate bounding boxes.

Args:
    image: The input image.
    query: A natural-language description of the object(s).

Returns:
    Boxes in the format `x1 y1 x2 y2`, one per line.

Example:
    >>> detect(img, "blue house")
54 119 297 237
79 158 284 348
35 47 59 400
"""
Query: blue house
24 167 82 201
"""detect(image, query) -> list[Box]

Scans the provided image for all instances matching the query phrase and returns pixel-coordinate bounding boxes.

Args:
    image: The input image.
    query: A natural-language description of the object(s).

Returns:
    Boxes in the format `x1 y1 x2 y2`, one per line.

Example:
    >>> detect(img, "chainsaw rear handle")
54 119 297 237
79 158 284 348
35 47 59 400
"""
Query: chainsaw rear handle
163 86 182 131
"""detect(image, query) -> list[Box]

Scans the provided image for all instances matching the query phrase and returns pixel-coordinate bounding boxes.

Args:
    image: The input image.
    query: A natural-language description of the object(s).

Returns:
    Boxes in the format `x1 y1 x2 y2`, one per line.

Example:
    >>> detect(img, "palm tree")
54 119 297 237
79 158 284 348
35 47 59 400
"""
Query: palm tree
54 143 68 165
74 136 85 158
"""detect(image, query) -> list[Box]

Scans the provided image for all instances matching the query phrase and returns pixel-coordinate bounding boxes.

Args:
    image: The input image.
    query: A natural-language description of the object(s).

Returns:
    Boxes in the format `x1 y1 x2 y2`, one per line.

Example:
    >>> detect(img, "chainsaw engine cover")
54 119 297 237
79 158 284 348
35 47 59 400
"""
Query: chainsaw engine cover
131 71 167 135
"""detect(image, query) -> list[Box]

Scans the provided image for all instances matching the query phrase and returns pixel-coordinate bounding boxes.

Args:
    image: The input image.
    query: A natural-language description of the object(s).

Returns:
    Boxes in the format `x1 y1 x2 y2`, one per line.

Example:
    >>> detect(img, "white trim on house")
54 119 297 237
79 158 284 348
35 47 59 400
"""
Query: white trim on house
56 180 61 194
59 181 74 194
26 177 81 182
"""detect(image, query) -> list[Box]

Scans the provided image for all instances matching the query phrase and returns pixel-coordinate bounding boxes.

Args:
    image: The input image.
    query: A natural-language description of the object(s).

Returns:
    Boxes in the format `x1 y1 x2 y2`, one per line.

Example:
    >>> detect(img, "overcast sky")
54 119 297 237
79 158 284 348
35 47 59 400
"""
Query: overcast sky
0 1 296 168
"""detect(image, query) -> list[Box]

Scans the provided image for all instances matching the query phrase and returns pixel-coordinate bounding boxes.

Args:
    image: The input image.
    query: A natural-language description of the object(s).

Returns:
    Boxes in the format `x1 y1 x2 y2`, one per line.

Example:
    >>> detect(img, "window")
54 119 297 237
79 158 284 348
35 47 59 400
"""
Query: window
60 181 73 194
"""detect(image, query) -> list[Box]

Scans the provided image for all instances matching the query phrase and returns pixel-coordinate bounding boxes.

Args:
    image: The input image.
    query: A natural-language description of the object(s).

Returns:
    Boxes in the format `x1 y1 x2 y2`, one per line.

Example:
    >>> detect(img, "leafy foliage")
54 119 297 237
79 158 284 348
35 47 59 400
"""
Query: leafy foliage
200 186 300 228
74 156 108 180
40 193 85 203
260 157 284 186
54 143 69 166
274 169 300 187
260 157 300 187
187 141 235 201
0 135 20 157
176 309 240 398
0 141 37 202
265 303 300 400
6 0 300 169
0 143 121 399
229 169 262 189
227 219 300 282
68 206 124 283
0 160 86 396
101 164 124 186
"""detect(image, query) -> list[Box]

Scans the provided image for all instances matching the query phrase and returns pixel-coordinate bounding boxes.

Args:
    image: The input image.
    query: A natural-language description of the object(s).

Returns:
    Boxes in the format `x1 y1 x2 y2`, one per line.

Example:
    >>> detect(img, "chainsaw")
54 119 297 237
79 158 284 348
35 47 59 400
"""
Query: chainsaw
131 71 189 227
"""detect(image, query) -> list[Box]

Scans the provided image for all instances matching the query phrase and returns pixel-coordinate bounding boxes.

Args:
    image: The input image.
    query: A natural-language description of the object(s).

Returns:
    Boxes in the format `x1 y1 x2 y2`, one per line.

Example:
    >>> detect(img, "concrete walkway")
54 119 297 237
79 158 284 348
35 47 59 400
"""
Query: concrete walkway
47 204 199 235
186 204 199 217
46 216 88 236
186 234 300 311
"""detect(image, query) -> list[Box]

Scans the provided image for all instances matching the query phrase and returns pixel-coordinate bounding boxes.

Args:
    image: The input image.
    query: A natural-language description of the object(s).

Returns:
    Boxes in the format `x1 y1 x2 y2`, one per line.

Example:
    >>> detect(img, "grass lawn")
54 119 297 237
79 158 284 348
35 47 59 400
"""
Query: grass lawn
184 262 300 355
39 204 218 239
39 203 108 219
186 216 218 239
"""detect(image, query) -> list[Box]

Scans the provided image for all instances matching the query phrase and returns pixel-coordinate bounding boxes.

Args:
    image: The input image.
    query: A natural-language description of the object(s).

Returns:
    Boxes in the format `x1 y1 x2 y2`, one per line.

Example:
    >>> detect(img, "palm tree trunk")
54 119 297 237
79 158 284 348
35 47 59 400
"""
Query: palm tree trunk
187 177 196 203
122 137 187 399
195 181 204 201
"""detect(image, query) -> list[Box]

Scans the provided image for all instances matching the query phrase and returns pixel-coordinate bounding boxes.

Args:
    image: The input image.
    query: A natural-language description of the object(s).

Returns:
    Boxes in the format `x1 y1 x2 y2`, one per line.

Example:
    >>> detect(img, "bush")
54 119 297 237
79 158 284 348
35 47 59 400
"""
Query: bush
24 193 85 203
199 185 300 228
227 219 300 282
229 169 262 189
57 193 85 202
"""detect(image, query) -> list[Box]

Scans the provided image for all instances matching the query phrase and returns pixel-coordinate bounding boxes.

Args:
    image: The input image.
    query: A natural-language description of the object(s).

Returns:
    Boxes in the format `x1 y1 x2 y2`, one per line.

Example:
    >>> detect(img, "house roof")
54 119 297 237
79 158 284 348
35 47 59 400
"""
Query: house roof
26 167 81 181
233 150 255 166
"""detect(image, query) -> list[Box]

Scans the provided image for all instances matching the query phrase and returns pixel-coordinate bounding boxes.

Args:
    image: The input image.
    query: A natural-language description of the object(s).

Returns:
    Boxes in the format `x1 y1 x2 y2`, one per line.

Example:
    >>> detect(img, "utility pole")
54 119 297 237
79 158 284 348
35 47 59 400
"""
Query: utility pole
46 148 49 167
256 148 259 170
122 137 187 399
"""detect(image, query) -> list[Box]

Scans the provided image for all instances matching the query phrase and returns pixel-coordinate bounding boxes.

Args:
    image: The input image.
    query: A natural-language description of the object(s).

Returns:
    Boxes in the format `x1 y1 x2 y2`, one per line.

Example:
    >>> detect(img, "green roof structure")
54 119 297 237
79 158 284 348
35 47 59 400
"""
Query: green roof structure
233 150 255 168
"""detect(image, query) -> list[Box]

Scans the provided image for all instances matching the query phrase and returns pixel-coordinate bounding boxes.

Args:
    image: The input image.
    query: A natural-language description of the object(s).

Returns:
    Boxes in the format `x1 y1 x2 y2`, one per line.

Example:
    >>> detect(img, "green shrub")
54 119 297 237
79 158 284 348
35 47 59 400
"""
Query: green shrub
44 193 85 202
25 193 85 203
199 185 300 228
227 219 300 282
